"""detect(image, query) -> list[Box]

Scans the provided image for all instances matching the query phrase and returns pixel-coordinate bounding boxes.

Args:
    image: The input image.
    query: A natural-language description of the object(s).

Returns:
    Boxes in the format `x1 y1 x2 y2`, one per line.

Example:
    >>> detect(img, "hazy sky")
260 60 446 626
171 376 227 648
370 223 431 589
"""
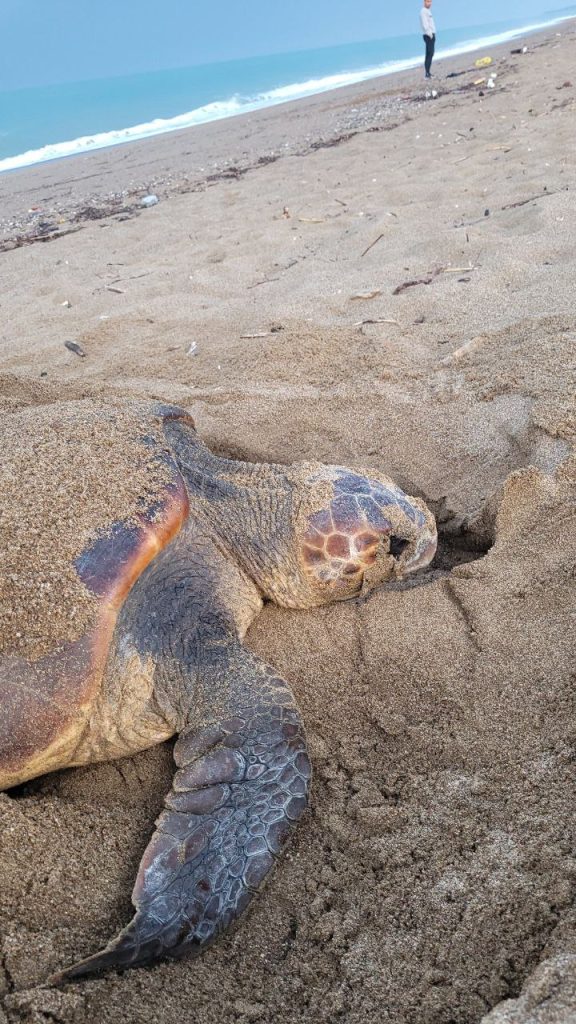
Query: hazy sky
0 1 571 89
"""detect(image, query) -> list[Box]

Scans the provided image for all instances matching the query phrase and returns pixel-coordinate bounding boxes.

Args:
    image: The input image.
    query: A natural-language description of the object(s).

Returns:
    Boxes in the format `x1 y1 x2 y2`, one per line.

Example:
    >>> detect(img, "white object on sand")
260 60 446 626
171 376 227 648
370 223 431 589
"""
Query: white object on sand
140 194 159 207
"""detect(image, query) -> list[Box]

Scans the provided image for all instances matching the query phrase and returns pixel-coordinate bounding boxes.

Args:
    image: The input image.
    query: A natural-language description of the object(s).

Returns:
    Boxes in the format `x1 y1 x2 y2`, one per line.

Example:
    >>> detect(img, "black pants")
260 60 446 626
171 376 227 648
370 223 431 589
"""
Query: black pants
424 34 435 75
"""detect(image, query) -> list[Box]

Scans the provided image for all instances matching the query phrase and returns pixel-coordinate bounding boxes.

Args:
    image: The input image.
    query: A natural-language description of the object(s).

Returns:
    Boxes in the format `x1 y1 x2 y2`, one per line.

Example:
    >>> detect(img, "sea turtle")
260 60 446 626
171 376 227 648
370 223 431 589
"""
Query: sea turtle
0 399 437 982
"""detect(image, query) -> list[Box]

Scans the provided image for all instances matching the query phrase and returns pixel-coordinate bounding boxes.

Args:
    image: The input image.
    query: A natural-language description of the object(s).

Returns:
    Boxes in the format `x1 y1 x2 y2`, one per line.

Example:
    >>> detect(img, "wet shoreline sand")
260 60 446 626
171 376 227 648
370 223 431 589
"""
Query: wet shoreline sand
0 22 573 245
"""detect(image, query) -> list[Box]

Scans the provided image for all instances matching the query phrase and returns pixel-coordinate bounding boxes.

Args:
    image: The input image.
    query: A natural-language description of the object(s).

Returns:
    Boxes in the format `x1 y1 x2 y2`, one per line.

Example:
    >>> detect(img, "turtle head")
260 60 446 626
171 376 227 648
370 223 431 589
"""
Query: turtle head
273 465 437 607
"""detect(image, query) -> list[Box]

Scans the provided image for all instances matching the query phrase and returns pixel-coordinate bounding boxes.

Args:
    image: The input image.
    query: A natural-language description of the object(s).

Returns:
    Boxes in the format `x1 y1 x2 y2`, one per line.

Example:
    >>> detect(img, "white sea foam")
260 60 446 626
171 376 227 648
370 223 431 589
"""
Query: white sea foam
0 15 572 174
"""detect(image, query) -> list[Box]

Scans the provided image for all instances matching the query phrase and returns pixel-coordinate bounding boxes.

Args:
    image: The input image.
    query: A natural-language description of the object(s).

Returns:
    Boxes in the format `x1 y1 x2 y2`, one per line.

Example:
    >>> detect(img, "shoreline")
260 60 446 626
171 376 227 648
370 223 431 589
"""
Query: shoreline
0 19 573 249
2 13 573 176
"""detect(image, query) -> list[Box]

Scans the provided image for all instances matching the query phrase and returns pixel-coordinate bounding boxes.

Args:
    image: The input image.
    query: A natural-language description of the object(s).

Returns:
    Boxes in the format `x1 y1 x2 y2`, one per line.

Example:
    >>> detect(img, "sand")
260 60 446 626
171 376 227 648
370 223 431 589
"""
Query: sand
0 398 176 660
1 21 575 1024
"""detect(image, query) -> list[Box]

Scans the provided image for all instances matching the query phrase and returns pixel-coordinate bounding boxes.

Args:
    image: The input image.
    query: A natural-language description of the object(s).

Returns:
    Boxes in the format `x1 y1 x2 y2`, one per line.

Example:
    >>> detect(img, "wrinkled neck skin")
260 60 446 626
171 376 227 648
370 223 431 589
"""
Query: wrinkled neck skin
164 420 304 606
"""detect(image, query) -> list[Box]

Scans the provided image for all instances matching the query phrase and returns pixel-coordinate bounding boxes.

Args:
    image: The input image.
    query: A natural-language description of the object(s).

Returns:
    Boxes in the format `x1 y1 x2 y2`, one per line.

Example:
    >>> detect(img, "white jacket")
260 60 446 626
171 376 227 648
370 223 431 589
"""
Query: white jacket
420 7 436 37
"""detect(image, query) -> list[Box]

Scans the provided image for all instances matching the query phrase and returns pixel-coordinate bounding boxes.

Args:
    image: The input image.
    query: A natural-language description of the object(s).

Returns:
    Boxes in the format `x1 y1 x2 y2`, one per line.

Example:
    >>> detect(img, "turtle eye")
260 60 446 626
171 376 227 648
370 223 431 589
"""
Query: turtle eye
389 535 409 558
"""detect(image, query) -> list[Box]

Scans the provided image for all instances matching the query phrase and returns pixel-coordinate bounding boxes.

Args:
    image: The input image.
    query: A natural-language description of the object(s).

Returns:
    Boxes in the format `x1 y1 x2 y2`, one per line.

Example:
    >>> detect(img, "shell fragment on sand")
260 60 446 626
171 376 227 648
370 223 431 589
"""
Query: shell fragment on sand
442 265 478 274
353 318 400 327
350 289 382 301
63 341 86 358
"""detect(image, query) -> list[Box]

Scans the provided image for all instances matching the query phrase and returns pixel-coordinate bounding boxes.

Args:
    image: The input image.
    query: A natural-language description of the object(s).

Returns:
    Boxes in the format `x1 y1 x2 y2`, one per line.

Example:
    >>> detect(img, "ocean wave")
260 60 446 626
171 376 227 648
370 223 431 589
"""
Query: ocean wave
0 14 571 174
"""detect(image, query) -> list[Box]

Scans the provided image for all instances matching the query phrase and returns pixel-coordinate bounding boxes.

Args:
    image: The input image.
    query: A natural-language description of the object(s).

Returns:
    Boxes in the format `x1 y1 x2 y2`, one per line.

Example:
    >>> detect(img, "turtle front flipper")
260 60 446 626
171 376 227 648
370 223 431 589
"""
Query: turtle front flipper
49 648 310 983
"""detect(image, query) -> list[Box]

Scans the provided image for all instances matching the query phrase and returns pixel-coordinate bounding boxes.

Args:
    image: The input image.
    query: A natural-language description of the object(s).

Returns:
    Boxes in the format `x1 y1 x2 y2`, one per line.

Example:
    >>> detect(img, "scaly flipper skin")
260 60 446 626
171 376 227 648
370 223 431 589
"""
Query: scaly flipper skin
49 647 310 983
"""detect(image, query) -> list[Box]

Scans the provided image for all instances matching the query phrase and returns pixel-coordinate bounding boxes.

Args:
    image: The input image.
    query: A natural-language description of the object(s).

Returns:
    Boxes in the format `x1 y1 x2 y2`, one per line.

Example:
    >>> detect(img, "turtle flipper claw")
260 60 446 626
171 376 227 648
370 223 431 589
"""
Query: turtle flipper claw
47 938 160 985
49 659 311 983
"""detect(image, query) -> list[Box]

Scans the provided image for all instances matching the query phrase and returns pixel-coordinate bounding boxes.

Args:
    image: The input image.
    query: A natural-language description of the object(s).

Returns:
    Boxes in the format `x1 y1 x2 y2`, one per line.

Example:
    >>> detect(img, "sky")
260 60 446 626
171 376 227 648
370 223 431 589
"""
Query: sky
0 0 573 90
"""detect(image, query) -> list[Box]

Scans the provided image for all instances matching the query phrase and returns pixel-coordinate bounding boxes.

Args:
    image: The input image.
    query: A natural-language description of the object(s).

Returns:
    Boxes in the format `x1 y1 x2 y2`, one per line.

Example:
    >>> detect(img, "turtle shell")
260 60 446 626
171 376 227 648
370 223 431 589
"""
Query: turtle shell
0 399 193 788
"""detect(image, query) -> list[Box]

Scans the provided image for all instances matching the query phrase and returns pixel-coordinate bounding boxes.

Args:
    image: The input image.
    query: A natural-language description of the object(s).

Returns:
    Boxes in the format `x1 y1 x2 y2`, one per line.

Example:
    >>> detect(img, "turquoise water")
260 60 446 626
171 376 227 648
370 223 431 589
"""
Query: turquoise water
0 9 574 172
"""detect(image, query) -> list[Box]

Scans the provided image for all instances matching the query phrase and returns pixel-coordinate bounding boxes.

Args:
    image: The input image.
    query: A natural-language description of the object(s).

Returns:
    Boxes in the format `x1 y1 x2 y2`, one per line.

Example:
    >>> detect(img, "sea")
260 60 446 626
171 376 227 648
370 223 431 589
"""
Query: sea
1 7 575 174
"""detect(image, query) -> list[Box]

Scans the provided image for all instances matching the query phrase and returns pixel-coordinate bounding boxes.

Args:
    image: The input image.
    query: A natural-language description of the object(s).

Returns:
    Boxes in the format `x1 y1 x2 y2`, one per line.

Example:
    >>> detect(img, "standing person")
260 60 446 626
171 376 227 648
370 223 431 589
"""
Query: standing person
420 0 436 79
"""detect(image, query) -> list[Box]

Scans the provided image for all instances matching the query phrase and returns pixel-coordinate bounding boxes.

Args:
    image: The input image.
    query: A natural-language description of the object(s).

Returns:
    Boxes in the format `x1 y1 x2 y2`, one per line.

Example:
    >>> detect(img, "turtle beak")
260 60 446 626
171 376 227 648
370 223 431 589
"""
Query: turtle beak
405 530 437 574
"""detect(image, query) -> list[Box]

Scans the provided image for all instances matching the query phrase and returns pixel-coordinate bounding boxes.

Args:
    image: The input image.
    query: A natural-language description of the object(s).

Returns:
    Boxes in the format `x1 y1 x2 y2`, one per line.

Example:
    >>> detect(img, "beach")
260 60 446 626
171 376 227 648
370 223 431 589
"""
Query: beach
1 20 576 1024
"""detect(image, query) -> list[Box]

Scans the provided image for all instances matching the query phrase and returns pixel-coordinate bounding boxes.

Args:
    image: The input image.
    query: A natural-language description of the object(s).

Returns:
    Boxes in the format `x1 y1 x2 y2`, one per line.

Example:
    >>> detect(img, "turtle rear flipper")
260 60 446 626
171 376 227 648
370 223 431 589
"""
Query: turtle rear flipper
49 648 310 983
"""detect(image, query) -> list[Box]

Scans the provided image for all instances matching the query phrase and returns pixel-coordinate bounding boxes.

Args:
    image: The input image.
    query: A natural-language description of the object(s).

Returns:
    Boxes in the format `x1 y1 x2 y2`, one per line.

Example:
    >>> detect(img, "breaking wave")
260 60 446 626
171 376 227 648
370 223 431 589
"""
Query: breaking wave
0 14 571 174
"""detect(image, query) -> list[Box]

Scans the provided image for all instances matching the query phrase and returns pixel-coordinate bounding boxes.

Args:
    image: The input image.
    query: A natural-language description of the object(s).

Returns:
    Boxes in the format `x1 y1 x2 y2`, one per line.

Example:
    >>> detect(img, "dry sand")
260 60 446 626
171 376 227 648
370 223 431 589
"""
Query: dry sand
1 21 576 1024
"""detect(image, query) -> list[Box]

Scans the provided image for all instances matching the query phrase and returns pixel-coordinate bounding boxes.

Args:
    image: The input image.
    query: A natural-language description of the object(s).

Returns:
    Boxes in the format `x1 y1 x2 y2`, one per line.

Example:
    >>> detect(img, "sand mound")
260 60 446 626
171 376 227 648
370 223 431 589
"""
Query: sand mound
1 457 574 1024
482 956 576 1024
447 316 576 442
0 400 170 660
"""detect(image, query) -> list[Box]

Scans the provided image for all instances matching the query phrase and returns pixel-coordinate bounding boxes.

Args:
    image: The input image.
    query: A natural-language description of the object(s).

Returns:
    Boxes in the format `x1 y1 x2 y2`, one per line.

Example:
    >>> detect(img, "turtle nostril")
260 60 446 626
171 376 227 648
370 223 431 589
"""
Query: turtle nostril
389 535 410 558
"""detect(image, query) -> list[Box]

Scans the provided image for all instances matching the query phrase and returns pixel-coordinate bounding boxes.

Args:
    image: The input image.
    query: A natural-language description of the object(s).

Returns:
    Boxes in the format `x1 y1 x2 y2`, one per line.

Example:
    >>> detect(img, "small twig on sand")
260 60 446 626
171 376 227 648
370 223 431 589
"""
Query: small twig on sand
110 272 153 283
501 189 557 210
393 269 442 295
353 318 400 326
393 264 477 293
240 332 271 339
455 186 569 227
361 233 386 258
247 276 281 289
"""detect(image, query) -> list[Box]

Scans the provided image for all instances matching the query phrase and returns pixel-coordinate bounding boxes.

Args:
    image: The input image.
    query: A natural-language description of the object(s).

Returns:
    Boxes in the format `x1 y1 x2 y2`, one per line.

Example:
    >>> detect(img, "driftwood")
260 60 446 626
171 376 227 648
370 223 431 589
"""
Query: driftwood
501 189 558 211
392 264 476 294
455 186 570 227
360 233 386 258
393 269 442 295
0 225 83 254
